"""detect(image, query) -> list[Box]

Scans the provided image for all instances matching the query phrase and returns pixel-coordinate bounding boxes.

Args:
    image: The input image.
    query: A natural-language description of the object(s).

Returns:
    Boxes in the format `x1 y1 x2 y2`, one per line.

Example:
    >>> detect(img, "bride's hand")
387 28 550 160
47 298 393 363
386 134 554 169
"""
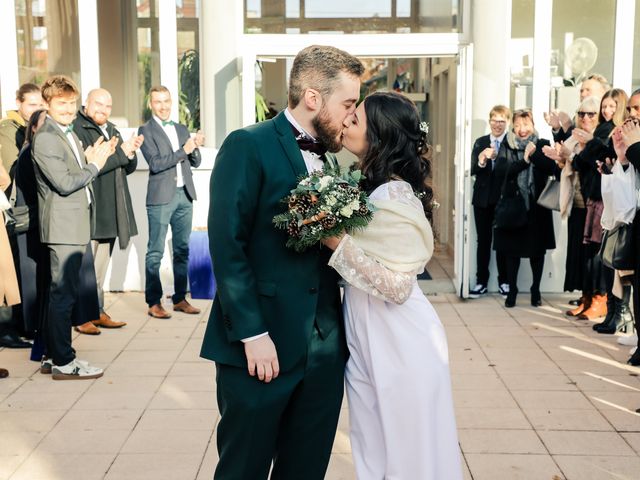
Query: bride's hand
321 233 346 251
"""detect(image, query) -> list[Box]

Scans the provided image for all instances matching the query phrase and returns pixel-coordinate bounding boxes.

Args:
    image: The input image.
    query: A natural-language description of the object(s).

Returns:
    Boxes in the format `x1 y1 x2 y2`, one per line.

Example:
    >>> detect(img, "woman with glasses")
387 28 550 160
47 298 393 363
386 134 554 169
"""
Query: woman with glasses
562 96 610 322
493 109 557 307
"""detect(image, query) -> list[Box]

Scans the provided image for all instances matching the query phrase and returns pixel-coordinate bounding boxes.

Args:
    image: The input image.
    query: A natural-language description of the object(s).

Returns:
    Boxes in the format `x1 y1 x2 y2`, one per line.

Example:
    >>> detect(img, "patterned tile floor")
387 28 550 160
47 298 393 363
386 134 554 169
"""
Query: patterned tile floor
1 291 640 479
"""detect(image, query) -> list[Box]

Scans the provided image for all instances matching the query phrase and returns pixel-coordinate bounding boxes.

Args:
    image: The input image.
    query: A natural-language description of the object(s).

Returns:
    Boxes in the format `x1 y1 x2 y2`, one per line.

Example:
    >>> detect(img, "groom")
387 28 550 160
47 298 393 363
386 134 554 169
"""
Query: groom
201 45 363 479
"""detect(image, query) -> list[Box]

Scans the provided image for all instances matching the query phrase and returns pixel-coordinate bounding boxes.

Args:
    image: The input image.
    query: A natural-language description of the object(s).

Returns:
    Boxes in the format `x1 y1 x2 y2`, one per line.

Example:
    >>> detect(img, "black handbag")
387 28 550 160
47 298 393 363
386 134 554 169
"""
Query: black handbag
600 223 634 270
4 178 31 236
494 164 528 229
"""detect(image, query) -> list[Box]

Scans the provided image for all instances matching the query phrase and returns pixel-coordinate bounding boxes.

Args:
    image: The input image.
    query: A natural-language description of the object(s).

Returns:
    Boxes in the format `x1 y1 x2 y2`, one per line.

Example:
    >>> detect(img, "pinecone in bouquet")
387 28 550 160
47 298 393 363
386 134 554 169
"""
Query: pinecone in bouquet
273 165 375 252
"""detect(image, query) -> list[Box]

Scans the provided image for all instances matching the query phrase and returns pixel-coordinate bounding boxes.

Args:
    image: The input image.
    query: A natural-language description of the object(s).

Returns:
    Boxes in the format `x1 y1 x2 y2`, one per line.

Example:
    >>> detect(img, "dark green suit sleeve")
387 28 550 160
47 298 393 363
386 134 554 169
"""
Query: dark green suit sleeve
208 129 267 342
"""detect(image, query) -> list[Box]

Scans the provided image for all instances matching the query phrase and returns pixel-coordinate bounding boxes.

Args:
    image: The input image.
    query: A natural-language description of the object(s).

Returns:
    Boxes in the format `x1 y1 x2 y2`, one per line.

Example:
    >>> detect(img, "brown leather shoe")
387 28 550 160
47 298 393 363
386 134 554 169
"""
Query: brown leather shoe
74 321 101 335
92 312 126 329
148 304 172 319
0 368 8 379
173 299 201 314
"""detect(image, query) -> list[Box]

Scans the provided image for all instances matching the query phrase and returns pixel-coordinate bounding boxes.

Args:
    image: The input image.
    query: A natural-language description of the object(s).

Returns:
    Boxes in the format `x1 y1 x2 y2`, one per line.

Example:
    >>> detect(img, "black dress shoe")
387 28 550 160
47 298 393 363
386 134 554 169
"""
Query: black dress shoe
0 333 33 349
627 349 640 367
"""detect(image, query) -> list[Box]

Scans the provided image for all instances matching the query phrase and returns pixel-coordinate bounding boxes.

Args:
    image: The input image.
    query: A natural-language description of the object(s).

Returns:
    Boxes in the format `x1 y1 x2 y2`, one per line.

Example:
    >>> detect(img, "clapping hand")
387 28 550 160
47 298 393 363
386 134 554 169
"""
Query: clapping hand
479 147 495 166
85 137 118 170
544 110 561 130
596 158 613 175
571 128 593 145
121 133 144 158
524 141 536 162
558 111 572 131
194 129 205 148
620 120 640 147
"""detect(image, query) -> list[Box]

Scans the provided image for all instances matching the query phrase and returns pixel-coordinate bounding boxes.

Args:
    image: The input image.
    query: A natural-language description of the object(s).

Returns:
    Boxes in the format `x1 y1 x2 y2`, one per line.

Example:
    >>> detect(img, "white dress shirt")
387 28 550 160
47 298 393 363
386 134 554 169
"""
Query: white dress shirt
51 117 91 204
153 116 184 187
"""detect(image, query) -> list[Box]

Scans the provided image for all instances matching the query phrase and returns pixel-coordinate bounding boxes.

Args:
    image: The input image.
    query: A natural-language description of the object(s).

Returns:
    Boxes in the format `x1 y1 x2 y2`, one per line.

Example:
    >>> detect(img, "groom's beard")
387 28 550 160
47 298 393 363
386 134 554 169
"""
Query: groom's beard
312 106 343 153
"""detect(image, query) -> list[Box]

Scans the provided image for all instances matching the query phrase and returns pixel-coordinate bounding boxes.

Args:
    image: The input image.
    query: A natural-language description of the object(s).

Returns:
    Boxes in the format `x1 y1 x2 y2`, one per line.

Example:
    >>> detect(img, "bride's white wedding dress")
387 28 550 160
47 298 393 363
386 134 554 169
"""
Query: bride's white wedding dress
329 180 462 480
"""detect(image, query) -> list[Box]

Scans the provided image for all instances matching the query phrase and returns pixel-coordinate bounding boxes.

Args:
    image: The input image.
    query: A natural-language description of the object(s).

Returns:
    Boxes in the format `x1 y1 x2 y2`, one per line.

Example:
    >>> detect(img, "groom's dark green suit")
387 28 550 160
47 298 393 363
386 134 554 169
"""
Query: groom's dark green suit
201 111 346 479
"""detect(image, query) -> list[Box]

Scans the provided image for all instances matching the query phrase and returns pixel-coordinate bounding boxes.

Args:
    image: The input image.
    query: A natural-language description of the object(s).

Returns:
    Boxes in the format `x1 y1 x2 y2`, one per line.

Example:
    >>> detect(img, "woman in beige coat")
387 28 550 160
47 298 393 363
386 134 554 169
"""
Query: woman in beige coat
1 162 21 378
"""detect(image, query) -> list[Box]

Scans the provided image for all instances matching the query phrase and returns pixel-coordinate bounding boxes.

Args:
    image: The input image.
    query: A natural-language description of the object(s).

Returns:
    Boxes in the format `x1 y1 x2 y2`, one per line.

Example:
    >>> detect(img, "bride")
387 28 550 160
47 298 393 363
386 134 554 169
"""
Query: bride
322 91 462 479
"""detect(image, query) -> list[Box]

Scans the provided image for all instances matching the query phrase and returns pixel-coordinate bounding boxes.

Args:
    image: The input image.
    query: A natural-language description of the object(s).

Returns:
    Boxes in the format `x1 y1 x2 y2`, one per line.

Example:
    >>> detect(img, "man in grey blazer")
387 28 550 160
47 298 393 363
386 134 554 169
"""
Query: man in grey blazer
138 86 203 319
32 75 115 380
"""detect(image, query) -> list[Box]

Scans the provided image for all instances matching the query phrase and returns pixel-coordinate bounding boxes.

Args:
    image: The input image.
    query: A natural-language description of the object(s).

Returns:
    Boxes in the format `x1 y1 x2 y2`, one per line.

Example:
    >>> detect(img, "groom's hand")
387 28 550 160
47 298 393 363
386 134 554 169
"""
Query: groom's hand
245 335 280 383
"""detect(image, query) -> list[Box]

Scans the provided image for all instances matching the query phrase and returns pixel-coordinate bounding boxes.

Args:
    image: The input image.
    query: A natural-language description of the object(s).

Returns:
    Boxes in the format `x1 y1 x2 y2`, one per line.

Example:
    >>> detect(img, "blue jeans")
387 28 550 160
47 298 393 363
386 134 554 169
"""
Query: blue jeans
145 188 193 307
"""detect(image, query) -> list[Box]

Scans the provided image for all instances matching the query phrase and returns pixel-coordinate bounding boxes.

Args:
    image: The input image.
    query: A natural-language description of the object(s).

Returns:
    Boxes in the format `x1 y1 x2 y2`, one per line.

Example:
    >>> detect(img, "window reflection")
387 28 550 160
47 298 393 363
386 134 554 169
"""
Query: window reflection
244 0 461 33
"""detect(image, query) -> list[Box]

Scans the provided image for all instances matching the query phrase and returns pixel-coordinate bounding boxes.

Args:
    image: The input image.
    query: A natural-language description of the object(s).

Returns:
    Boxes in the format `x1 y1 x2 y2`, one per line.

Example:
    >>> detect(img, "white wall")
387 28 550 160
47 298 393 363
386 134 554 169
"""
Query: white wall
103 128 216 295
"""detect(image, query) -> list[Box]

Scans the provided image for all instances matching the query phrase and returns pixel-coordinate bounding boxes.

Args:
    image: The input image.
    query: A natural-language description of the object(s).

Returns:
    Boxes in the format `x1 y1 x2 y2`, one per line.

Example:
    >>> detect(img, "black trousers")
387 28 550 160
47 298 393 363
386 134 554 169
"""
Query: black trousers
45 244 85 366
506 255 545 296
474 205 507 285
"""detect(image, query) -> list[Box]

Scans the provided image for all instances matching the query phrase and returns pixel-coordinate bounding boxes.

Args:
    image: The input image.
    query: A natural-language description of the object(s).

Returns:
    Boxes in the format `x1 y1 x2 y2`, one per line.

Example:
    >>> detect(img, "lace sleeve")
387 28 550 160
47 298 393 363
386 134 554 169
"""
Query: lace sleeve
328 235 416 304
387 180 425 210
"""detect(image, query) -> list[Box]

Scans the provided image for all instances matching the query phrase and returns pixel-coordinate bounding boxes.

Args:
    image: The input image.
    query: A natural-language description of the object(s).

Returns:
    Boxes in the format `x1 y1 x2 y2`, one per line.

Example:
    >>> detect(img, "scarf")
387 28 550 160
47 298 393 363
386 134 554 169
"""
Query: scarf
350 197 434 273
507 131 537 210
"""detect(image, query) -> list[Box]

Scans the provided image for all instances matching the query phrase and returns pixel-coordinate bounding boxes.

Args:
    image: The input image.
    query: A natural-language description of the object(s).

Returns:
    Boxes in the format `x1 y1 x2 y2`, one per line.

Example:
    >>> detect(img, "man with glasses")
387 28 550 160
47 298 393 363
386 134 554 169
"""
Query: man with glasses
469 105 511 298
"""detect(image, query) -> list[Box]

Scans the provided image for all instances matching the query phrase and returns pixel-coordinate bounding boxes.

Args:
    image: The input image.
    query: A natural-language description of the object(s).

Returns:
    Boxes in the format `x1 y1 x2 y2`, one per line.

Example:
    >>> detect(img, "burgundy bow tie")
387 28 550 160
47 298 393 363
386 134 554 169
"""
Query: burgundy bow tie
290 123 327 157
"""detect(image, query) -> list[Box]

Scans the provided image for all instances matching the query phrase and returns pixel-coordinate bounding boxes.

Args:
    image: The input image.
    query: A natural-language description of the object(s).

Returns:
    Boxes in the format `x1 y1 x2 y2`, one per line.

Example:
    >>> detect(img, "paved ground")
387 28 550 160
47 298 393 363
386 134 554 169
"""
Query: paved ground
1 291 640 480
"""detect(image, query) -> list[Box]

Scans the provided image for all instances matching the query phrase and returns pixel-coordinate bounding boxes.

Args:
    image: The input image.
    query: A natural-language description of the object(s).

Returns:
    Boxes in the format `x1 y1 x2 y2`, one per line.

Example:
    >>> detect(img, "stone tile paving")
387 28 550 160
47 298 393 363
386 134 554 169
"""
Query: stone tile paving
1 291 639 479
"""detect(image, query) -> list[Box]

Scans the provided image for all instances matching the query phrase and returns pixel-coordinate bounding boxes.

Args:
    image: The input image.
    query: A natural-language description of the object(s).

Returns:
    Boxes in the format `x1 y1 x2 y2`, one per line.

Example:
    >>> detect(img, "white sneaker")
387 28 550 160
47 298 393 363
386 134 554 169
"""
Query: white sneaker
51 359 103 380
469 284 487 299
618 333 638 346
499 283 510 297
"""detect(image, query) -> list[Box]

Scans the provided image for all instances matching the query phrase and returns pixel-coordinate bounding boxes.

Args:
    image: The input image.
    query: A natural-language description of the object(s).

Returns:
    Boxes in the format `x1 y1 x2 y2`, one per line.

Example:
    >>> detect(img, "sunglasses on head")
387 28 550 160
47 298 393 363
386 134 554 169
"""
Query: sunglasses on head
577 111 597 119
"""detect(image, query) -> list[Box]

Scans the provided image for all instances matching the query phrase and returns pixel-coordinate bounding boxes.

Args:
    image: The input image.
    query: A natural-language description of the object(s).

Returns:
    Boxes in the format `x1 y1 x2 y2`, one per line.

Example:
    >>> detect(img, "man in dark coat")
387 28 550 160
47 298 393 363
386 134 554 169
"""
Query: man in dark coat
469 105 511 298
138 85 203 319
73 88 144 332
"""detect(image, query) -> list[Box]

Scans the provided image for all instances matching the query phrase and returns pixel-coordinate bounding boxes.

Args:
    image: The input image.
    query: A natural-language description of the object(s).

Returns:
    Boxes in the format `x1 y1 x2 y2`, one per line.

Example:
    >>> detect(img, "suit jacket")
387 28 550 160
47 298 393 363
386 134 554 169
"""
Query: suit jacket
138 119 201 206
73 109 138 242
200 111 344 371
470 134 502 207
32 117 98 245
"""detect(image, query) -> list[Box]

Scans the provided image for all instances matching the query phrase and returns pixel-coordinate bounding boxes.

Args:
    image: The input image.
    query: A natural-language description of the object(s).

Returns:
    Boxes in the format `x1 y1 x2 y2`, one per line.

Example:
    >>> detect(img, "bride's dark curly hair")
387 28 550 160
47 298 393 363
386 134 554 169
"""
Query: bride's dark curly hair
358 91 434 221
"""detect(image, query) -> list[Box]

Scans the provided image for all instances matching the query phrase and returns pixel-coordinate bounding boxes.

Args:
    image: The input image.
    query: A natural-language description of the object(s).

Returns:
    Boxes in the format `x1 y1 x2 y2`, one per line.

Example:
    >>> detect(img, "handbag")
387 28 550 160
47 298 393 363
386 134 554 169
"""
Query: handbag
537 176 560 211
600 223 634 270
494 163 528 229
3 177 31 236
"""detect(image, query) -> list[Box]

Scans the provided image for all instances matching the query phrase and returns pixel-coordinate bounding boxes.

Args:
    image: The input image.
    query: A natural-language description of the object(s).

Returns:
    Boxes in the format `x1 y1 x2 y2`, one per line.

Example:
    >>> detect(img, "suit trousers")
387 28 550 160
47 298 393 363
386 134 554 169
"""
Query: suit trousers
91 239 115 312
473 205 507 286
214 325 347 480
145 187 193 307
45 244 85 366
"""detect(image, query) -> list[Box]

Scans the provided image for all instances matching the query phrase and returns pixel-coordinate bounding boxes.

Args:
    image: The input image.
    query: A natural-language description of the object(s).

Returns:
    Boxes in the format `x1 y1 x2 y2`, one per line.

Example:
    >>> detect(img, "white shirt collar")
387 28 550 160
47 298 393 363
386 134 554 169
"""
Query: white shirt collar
284 108 316 140
153 115 174 126
490 132 507 143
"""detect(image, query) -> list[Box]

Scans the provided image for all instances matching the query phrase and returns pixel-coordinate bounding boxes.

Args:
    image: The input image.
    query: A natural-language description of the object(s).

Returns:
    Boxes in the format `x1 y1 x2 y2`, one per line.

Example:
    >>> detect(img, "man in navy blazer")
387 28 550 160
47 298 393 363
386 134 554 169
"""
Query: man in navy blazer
469 105 510 298
138 86 203 318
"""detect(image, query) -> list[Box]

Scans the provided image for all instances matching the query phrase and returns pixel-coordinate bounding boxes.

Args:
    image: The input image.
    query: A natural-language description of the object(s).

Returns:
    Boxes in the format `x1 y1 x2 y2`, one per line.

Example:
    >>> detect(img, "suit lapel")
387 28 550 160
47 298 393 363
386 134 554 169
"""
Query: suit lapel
45 118 82 167
149 118 177 153
273 112 307 178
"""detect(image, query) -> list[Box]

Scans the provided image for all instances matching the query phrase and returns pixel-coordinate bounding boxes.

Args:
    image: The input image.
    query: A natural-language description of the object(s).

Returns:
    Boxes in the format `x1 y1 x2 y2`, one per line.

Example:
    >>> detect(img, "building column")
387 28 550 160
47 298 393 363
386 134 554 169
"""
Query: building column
200 0 243 148
0 0 19 117
159 0 179 120
78 0 100 101
470 0 511 137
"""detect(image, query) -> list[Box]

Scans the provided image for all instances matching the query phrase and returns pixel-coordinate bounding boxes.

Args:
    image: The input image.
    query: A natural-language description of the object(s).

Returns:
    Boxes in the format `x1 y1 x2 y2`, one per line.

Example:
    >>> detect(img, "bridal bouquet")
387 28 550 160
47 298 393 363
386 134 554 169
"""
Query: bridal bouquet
273 165 375 252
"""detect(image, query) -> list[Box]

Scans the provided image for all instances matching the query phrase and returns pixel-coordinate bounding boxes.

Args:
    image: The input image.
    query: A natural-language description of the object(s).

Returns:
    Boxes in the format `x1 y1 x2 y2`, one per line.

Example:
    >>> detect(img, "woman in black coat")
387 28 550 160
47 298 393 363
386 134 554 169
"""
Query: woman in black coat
493 110 557 308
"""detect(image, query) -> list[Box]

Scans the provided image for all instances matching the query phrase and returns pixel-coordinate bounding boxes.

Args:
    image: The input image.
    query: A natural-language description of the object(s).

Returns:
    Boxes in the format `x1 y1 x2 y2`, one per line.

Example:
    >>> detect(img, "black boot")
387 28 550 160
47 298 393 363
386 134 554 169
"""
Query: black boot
530 288 541 307
597 287 634 334
593 293 616 331
628 348 640 366
505 287 518 308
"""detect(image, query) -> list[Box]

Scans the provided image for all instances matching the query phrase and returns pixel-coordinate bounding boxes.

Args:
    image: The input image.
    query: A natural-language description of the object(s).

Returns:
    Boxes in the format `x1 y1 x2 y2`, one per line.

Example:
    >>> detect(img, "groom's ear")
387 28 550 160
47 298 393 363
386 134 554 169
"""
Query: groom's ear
303 88 321 112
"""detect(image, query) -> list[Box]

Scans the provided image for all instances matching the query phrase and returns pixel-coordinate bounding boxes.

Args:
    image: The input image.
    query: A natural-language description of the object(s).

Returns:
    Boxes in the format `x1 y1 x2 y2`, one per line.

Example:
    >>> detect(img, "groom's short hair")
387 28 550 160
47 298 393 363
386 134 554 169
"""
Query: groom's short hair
288 45 364 109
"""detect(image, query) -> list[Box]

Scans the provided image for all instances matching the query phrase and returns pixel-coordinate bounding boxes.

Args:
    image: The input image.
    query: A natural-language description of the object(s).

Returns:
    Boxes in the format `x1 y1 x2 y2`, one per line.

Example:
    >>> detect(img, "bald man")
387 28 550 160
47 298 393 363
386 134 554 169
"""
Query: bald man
73 88 144 330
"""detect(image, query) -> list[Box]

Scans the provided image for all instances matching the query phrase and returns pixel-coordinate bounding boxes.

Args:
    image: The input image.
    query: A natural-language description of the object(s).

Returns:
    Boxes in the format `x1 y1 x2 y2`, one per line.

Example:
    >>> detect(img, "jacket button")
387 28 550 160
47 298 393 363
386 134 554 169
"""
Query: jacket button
309 287 318 294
